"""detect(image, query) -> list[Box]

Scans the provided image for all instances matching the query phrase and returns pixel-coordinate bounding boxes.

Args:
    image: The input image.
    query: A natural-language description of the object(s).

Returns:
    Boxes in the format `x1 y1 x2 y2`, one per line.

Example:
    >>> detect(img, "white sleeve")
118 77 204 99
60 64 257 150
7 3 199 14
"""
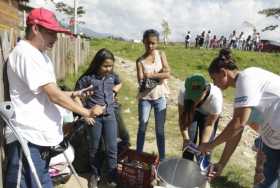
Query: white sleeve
178 88 185 106
234 74 261 108
209 89 223 114
13 53 56 94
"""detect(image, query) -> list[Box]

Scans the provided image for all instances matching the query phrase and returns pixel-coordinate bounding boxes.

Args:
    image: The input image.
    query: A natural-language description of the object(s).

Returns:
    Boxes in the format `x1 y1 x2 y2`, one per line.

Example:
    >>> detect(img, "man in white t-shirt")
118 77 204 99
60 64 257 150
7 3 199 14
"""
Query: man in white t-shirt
185 31 191 48
178 74 223 163
204 30 211 48
5 8 104 188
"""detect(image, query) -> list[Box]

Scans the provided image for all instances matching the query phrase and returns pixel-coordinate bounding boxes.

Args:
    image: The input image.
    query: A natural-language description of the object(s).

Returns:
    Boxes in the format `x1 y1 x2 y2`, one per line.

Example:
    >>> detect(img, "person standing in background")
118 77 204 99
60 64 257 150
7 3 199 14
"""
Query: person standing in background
185 31 191 48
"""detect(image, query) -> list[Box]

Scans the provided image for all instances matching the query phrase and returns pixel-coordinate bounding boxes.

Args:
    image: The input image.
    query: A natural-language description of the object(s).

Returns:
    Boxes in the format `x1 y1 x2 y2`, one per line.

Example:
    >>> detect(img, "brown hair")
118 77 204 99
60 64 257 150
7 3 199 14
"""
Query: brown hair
208 48 238 74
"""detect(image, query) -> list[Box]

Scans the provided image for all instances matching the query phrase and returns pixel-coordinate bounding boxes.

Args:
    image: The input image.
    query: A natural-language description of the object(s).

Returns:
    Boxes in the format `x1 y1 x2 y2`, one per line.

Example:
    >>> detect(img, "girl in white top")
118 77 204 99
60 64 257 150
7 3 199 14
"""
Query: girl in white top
136 29 170 160
200 48 280 188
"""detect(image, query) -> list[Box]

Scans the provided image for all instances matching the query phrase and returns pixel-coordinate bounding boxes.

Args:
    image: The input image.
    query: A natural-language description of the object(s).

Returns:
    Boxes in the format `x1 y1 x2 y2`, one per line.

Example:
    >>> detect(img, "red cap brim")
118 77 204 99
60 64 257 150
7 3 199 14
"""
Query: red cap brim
44 25 72 35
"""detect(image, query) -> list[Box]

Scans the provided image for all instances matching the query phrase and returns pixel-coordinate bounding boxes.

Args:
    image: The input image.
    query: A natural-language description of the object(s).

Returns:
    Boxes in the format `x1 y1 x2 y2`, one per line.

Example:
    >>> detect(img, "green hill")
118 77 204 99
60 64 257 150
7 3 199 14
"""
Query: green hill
91 38 280 76
91 38 280 100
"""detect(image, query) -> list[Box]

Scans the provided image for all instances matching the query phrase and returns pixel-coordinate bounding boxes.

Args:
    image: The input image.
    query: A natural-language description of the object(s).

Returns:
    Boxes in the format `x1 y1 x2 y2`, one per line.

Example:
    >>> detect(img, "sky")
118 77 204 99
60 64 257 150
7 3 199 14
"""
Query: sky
28 0 280 42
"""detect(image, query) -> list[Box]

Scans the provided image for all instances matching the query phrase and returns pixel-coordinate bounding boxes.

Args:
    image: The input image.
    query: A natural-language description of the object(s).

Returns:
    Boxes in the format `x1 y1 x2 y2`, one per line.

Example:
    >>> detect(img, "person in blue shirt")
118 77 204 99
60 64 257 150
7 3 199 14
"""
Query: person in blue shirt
75 48 121 188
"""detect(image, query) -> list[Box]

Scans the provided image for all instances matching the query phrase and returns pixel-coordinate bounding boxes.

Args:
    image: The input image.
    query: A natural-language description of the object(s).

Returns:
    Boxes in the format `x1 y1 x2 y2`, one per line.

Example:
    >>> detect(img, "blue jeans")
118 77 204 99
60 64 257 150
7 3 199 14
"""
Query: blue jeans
5 141 53 188
255 141 280 188
136 97 166 160
87 113 118 180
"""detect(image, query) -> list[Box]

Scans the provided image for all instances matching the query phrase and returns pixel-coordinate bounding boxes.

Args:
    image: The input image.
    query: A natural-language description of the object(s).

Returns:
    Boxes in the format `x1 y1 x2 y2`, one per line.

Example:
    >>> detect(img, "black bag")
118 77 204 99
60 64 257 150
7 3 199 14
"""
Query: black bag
139 78 160 92
41 139 70 160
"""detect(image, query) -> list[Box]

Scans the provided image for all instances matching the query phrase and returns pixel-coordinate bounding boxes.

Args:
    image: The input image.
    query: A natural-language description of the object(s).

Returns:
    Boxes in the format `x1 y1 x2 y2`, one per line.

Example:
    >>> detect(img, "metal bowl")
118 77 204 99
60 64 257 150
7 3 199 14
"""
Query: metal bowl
157 158 207 188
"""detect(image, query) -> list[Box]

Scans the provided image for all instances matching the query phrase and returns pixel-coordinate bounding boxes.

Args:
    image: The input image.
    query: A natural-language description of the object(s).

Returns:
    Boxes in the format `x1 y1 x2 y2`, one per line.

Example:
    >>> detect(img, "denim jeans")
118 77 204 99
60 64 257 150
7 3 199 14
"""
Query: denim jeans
87 113 118 180
182 110 219 161
5 141 53 188
114 103 130 144
255 141 280 188
136 97 166 160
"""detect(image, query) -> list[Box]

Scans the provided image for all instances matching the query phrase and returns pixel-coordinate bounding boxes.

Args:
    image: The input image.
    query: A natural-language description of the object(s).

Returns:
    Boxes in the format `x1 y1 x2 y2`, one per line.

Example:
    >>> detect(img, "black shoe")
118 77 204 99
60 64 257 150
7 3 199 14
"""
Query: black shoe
88 175 99 188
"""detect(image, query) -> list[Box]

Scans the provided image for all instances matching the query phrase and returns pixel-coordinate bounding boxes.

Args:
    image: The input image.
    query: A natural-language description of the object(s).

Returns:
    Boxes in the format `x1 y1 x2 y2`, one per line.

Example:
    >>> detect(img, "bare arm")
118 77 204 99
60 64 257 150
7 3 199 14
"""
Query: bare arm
178 104 190 140
201 114 219 143
211 107 251 148
218 130 243 168
113 83 122 93
199 107 251 154
136 59 144 82
41 83 104 118
208 131 243 179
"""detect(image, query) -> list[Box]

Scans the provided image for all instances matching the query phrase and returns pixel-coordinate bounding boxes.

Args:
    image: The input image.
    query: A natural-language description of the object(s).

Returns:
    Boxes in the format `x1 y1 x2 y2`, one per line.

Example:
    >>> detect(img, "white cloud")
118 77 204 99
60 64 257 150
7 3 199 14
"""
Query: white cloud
28 0 280 41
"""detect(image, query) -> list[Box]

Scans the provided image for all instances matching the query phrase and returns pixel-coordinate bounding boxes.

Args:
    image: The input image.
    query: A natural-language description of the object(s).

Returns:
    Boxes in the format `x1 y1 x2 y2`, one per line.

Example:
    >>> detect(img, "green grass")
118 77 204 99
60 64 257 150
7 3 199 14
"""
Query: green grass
58 39 280 188
91 38 280 100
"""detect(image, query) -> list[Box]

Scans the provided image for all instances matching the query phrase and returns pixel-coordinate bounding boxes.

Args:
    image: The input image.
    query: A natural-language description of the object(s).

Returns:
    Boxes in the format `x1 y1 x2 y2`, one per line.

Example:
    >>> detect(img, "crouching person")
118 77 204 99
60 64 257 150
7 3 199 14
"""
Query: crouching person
178 74 223 165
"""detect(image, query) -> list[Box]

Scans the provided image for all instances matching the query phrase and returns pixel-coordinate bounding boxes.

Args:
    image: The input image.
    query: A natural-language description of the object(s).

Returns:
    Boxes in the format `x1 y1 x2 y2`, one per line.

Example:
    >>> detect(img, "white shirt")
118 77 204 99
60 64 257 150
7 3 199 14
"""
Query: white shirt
234 67 280 149
178 84 223 115
185 34 191 42
6 40 63 146
229 33 236 41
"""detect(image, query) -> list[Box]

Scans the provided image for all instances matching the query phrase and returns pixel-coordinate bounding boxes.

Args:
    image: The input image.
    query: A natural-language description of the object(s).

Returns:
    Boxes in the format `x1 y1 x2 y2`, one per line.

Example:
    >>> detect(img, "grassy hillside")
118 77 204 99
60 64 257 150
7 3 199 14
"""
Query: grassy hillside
91 38 280 100
91 38 280 75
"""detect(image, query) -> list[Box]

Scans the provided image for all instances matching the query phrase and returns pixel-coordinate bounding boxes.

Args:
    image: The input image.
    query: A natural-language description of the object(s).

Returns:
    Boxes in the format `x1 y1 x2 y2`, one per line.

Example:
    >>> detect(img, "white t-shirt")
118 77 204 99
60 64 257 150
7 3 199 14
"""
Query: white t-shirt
234 67 280 149
178 84 223 115
6 40 63 146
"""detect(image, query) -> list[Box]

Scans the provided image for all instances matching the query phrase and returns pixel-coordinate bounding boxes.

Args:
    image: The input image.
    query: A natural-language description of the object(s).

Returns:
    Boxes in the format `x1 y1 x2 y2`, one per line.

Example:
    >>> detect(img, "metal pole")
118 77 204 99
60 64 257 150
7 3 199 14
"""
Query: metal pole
74 0 78 35
0 120 4 188
0 102 42 188
74 0 79 74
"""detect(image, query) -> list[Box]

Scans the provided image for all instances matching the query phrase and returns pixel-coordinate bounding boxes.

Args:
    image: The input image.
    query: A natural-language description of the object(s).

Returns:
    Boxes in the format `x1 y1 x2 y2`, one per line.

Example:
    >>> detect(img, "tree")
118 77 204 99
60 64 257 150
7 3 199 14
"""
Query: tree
54 1 86 31
55 2 85 18
258 8 280 31
161 19 171 45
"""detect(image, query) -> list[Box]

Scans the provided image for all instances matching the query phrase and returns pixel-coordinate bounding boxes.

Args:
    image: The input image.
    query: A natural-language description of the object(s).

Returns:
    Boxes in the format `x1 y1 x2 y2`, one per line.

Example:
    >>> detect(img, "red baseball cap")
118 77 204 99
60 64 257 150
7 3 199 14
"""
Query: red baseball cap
27 8 72 35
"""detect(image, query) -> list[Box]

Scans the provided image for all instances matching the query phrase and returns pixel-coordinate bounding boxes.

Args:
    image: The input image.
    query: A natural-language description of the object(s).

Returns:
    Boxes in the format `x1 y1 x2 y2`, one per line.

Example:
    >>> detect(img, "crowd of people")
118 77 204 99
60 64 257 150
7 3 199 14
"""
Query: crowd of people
185 29 263 51
4 7 280 188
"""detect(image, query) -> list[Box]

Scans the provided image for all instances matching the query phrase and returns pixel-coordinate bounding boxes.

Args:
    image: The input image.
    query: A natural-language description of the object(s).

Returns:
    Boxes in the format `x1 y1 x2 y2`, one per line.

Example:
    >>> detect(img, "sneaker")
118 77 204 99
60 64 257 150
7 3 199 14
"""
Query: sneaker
88 175 99 188
198 155 210 175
